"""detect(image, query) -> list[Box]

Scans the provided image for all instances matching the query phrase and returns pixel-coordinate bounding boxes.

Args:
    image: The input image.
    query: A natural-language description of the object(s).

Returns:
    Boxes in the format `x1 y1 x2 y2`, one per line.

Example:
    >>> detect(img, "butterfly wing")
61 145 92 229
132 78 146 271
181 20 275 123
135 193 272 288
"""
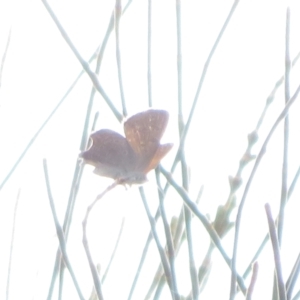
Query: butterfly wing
80 110 172 184
143 143 173 173
124 109 171 172
124 110 169 155
80 129 137 180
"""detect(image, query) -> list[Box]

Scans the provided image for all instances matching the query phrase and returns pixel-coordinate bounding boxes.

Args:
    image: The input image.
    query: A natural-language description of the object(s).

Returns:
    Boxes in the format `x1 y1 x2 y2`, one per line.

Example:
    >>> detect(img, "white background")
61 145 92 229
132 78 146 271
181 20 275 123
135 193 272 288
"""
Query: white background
1 0 300 299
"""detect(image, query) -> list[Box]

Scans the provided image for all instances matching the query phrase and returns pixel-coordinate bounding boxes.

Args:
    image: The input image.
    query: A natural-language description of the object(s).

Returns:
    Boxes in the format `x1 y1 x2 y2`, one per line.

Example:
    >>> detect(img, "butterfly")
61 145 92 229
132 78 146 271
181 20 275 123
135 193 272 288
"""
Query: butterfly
80 109 173 184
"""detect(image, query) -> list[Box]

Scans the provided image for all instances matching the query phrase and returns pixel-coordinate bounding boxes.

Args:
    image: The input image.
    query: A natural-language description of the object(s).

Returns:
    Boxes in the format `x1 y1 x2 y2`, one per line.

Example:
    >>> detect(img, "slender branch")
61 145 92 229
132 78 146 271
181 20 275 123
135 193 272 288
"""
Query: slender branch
115 0 127 116
176 0 183 126
160 167 247 294
272 9 291 300
156 172 180 300
184 205 199 299
175 0 198 297
243 166 300 280
153 0 241 237
148 186 203 300
172 0 241 169
230 83 300 299
0 61 87 192
47 6 123 297
265 204 287 300
0 27 12 88
147 0 152 107
6 188 20 300
127 232 152 300
41 0 122 122
286 253 300 300
245 262 259 300
139 187 175 298
102 218 125 283
291 290 300 300
43 159 85 300
278 7 291 246
82 181 119 300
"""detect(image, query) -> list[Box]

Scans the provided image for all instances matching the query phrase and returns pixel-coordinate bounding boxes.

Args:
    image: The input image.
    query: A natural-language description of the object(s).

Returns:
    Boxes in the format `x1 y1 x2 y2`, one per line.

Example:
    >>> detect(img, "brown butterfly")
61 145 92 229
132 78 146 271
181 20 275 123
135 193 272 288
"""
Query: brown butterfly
80 109 173 184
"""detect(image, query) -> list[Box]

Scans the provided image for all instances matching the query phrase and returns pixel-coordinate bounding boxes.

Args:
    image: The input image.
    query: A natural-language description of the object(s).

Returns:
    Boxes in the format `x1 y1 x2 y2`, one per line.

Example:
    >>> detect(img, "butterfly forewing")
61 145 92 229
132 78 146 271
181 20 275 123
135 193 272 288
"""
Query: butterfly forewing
124 110 169 156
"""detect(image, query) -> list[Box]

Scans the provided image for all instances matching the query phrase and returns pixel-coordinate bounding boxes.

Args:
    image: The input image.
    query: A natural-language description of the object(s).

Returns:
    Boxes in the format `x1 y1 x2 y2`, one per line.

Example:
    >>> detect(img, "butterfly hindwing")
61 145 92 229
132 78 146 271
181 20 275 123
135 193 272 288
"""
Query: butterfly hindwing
143 143 173 174
80 129 137 179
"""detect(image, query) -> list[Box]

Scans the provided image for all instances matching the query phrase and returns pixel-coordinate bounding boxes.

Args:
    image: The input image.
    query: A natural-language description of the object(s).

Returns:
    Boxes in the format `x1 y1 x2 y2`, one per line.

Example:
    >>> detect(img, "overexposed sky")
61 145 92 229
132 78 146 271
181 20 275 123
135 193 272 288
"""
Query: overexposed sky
1 1 300 299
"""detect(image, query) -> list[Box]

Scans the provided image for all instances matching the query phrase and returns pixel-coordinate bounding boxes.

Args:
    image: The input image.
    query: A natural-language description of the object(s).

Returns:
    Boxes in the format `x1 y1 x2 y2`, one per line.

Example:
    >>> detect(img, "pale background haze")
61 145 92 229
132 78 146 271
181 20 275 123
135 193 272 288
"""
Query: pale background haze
1 1 300 299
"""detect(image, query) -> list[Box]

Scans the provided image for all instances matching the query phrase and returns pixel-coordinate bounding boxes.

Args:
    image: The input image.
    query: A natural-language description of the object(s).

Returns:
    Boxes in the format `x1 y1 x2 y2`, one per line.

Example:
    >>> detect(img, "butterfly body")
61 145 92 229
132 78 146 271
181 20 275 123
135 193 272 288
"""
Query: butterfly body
80 109 173 184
